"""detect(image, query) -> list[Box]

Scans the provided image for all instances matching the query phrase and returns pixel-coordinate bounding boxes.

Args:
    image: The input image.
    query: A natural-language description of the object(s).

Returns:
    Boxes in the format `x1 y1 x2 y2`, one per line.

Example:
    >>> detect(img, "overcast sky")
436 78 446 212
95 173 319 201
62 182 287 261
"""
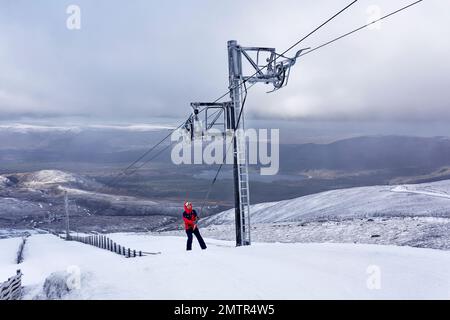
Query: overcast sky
0 0 449 124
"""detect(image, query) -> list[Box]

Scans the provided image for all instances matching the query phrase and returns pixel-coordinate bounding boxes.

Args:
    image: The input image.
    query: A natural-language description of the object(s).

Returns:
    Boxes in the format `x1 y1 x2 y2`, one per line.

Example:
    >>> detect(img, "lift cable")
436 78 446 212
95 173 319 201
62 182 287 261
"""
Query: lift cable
103 0 359 188
95 0 423 216
199 81 249 216
101 121 185 189
198 0 424 215
298 0 424 58
197 0 360 214
211 0 359 104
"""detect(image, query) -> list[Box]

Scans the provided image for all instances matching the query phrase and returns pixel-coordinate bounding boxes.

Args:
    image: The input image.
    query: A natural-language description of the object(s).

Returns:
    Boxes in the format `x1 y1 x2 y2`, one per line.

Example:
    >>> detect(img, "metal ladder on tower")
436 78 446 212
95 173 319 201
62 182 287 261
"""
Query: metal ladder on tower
235 129 251 245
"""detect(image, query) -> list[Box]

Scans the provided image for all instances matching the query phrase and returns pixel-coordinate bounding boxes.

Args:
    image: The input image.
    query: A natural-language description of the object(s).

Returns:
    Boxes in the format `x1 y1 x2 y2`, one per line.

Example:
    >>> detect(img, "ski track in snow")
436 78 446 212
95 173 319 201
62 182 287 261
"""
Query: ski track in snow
0 233 449 299
391 185 450 199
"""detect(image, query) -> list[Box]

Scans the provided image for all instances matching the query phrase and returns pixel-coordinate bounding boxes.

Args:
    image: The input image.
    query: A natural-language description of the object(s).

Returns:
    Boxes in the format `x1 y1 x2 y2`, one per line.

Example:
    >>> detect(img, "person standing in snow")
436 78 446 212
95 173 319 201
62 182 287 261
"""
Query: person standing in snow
182 201 207 251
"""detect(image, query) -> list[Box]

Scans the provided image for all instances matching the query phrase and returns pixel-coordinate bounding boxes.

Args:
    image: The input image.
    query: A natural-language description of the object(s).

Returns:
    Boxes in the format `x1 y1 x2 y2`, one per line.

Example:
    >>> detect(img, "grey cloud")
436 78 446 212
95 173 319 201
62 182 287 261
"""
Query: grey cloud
0 0 448 122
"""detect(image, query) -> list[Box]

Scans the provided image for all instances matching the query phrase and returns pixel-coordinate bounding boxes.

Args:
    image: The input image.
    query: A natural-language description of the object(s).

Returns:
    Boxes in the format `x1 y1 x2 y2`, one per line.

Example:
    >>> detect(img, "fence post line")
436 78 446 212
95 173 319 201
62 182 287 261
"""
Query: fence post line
62 234 144 259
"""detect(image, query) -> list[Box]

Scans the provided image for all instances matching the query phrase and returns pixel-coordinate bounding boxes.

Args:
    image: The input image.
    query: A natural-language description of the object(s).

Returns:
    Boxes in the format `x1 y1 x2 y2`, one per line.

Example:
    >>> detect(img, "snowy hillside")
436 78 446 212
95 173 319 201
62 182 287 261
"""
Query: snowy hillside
18 170 99 189
0 233 449 299
0 169 184 232
203 180 450 225
0 176 12 188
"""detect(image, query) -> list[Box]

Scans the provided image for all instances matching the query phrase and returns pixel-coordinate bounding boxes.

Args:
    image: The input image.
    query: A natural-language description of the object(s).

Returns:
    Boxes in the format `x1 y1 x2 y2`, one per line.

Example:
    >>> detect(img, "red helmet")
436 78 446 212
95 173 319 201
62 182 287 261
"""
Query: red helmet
184 201 193 213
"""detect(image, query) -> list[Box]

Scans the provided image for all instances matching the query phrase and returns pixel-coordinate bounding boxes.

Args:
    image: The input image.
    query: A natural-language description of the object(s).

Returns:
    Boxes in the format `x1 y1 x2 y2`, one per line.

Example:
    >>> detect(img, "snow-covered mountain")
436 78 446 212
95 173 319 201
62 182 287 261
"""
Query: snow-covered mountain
203 180 450 225
11 170 100 189
0 175 12 187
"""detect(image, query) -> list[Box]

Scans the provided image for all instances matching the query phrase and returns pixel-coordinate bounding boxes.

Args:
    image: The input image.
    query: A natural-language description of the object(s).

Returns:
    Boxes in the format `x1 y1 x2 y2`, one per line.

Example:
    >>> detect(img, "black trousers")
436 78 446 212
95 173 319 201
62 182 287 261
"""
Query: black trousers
186 228 207 250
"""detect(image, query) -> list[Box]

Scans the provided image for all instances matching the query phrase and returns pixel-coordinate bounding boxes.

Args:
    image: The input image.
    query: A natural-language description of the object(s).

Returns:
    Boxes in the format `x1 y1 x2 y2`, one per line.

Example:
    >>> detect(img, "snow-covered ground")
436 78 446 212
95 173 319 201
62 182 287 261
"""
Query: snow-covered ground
195 180 450 250
203 180 450 225
0 233 449 299
0 237 22 279
161 216 450 250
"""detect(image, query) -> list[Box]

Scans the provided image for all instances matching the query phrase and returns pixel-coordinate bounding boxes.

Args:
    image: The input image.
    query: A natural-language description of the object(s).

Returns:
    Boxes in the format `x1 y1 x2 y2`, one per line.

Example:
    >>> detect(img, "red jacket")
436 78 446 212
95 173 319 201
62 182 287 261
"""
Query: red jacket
183 209 198 230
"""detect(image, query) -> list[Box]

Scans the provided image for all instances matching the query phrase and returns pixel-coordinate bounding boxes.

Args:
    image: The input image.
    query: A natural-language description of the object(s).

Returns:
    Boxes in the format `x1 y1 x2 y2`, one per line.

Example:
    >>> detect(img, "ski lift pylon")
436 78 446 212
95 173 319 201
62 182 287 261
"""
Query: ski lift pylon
183 102 234 142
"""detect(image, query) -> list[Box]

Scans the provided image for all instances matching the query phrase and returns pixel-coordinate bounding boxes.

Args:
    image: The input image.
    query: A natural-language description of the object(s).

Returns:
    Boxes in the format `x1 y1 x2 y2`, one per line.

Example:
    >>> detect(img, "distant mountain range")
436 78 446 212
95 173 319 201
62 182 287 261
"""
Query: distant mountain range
1 127 449 178
279 135 450 172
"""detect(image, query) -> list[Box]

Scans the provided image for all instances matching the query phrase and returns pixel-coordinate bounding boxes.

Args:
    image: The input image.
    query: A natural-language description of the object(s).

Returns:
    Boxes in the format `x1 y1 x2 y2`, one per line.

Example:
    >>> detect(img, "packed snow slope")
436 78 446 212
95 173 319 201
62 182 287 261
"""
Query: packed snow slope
203 180 450 225
1 233 449 299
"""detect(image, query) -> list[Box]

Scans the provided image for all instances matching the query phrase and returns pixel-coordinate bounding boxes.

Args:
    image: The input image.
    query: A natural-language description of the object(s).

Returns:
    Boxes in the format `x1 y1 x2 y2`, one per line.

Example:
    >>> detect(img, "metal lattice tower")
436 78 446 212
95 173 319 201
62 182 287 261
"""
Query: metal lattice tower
228 40 251 246
187 40 304 246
